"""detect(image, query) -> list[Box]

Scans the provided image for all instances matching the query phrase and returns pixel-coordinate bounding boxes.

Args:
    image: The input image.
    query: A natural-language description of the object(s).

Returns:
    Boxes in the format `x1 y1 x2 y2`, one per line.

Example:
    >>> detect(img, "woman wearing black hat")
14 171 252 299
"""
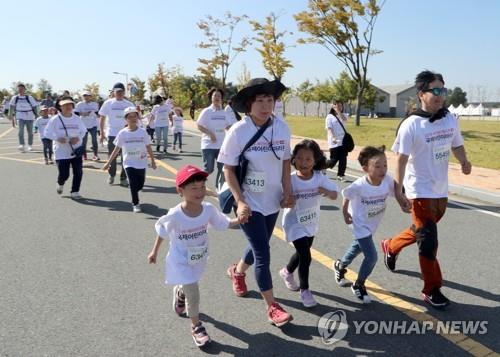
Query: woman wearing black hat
218 78 294 327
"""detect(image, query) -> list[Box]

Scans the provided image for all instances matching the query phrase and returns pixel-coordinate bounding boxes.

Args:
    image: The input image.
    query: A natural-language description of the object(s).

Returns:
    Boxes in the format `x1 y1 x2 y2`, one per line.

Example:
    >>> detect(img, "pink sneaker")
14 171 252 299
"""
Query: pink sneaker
191 322 211 347
227 263 248 297
300 289 317 308
279 267 299 291
172 285 186 316
267 302 293 327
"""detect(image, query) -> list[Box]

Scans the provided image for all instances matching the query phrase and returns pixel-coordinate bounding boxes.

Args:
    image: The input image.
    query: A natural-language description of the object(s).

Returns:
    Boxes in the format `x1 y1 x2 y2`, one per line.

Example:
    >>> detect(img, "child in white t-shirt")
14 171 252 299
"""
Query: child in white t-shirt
280 139 338 308
170 107 184 152
102 107 156 213
148 165 242 348
34 105 53 164
334 146 395 304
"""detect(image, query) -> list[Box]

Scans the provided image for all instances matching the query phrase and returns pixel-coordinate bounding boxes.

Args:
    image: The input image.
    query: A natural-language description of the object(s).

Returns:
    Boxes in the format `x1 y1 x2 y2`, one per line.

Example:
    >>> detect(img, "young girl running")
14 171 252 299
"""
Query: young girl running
333 146 395 304
148 165 242 347
102 107 156 213
280 139 338 307
171 107 184 152
34 105 53 164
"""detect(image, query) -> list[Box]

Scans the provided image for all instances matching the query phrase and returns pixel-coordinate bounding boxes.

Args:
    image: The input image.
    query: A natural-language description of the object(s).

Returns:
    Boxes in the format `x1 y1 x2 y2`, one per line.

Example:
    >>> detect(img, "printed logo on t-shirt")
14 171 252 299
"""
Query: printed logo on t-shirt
361 195 387 219
247 139 286 154
293 188 321 200
178 225 207 241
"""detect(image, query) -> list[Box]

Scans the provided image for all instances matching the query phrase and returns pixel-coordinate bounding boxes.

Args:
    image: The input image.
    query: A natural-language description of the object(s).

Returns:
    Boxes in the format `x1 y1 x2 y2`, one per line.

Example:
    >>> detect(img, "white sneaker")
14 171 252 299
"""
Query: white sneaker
71 192 82 199
56 185 63 195
18 145 25 152
279 267 300 291
27 146 33 152
133 204 141 213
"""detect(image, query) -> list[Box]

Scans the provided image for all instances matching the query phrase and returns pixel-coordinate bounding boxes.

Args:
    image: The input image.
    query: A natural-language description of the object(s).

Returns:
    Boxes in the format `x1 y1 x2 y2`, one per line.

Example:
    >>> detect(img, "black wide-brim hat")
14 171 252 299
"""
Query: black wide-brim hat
232 78 287 113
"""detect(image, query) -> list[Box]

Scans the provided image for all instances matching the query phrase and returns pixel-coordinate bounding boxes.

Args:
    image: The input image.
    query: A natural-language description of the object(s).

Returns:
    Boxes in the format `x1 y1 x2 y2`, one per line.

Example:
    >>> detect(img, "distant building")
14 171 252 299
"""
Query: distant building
378 84 418 118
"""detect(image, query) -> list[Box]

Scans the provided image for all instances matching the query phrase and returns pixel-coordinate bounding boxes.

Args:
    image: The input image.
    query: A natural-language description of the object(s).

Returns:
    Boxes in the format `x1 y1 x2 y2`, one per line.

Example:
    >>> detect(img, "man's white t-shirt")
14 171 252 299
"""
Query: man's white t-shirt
155 202 231 285
44 114 87 160
342 174 395 239
392 112 464 198
325 114 346 149
282 171 338 242
151 103 172 128
98 98 134 137
172 115 184 133
113 127 151 169
218 116 292 216
75 101 99 129
10 95 38 121
34 116 50 140
197 104 233 149
274 100 284 121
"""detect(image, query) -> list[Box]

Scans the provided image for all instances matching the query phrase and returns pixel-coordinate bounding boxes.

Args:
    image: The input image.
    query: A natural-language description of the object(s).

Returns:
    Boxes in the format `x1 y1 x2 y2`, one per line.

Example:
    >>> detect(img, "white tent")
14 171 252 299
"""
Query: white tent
462 104 475 116
455 104 465 115
491 108 500 116
472 103 486 116
448 104 456 114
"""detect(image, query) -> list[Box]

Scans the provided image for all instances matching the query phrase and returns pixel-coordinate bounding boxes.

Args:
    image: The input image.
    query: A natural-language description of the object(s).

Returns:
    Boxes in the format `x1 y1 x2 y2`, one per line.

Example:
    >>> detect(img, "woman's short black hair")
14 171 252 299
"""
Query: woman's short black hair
243 93 275 114
358 145 386 167
291 139 327 171
415 70 445 92
207 87 224 102
153 95 164 105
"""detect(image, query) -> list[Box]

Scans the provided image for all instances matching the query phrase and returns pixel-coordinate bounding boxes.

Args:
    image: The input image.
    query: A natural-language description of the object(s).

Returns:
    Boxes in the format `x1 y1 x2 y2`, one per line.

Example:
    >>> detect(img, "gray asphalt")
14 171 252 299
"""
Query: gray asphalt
1 119 498 356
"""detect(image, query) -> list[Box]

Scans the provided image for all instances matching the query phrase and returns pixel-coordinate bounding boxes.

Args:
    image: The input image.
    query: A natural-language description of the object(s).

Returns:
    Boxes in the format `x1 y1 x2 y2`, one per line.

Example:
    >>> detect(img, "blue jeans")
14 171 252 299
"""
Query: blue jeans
241 211 279 292
173 132 182 148
18 119 34 146
82 127 98 156
155 126 168 149
340 235 378 283
202 148 224 189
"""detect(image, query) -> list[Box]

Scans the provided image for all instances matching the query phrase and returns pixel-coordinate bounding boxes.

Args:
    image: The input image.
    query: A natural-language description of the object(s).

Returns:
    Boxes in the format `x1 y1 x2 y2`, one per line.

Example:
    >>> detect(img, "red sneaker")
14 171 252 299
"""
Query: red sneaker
267 302 293 327
226 263 248 297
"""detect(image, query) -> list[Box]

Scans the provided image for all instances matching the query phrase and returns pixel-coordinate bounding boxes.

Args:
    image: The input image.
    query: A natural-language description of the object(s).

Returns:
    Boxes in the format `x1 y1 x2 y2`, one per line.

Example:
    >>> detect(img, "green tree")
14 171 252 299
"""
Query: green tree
83 83 100 98
236 62 252 90
295 0 385 126
148 63 170 98
196 12 251 89
296 80 314 117
130 77 146 103
446 87 467 107
331 71 357 104
11 81 34 94
0 89 11 102
250 12 293 81
35 79 53 100
312 80 335 117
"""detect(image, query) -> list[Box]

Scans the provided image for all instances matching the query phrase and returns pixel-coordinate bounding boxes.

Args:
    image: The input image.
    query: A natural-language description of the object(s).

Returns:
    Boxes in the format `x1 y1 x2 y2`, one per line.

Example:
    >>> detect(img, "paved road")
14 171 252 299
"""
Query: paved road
1 119 499 356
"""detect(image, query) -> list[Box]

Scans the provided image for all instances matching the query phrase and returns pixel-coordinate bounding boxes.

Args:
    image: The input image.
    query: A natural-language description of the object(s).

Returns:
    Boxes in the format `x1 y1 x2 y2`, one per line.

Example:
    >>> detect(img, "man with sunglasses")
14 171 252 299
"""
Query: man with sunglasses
381 70 471 309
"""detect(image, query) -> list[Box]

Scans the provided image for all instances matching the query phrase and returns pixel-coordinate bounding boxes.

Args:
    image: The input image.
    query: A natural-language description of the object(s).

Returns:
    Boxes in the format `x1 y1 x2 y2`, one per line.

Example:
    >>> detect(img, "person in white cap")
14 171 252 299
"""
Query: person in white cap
103 107 156 213
34 105 53 164
9 83 39 152
44 97 87 199
98 83 134 186
75 91 100 161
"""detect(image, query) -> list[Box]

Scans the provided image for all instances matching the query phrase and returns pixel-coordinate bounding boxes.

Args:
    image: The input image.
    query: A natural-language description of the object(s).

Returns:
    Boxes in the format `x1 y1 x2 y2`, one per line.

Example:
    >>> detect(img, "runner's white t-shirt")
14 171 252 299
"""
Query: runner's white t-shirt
197 104 233 149
282 171 338 242
151 103 172 128
34 116 51 140
75 101 99 129
44 114 87 160
98 98 134 137
342 175 395 239
392 112 464 198
274 100 284 121
155 202 231 285
10 95 38 121
218 116 292 216
113 127 151 169
224 105 237 126
325 114 346 149
172 115 184 133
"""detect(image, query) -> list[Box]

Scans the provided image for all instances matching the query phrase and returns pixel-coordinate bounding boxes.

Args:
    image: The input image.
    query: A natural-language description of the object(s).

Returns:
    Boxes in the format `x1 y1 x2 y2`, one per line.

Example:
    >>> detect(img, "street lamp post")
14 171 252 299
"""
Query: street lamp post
112 71 129 97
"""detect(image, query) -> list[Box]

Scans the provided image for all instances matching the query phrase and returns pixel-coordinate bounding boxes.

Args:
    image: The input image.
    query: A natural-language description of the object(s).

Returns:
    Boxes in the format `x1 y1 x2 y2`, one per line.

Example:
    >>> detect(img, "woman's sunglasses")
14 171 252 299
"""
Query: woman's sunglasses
423 87 448 97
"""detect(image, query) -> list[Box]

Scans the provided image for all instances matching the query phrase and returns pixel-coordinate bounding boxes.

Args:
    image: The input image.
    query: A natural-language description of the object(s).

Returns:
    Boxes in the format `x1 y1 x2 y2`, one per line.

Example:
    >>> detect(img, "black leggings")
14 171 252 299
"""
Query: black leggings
56 156 83 193
328 146 347 177
286 236 314 290
125 167 145 205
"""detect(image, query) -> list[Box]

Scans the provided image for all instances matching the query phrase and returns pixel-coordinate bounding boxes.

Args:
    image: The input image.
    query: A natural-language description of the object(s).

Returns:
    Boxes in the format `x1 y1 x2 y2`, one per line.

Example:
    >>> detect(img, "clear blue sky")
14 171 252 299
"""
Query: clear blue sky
2 0 499 101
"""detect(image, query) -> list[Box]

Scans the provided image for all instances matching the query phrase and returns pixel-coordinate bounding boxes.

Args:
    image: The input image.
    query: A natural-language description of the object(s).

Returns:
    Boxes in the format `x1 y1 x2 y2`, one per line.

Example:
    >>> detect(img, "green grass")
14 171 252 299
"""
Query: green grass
286 115 500 170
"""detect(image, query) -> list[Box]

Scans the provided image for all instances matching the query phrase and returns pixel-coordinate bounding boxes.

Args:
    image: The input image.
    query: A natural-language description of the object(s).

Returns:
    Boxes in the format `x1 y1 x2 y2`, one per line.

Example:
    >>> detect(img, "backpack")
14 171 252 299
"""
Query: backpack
14 95 37 116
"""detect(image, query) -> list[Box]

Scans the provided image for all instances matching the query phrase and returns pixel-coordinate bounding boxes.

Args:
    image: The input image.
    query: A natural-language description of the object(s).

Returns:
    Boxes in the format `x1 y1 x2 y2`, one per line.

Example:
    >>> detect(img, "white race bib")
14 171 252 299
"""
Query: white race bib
125 145 145 160
187 244 208 265
244 171 266 192
433 144 451 164
296 207 319 226
366 204 386 219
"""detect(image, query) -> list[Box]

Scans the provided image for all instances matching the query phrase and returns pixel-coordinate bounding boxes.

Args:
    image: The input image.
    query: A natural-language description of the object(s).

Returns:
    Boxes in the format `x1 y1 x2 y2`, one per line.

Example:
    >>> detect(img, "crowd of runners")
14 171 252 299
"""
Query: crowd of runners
2 70 472 347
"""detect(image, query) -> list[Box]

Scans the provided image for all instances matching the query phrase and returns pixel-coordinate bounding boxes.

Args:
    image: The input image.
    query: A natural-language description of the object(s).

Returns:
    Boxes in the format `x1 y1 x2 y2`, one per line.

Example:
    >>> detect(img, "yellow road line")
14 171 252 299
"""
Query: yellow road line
3 151 497 356
0 127 14 139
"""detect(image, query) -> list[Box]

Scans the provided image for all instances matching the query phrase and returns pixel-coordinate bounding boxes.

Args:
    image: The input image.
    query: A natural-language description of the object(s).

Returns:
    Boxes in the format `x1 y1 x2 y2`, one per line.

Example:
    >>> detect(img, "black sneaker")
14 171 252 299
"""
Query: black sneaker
423 288 450 309
351 281 372 304
333 260 350 286
156 145 160 152
381 239 398 272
